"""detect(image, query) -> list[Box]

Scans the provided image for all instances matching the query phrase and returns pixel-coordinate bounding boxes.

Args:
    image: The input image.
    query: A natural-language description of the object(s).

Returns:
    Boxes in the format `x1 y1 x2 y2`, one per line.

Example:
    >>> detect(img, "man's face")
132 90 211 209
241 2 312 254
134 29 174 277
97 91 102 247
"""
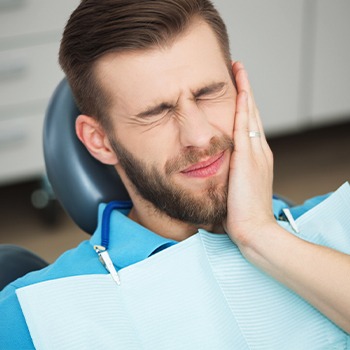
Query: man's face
96 21 237 226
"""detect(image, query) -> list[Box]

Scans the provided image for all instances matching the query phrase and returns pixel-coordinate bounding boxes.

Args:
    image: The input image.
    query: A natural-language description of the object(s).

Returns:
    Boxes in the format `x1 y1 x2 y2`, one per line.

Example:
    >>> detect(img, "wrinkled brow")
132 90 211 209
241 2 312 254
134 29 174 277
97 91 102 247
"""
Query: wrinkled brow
136 81 227 118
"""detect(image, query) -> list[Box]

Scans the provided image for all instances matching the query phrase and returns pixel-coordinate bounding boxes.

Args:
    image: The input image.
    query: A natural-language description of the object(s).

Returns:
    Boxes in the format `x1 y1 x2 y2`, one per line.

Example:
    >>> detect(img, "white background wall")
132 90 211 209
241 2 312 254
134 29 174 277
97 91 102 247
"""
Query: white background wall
1 0 349 185
214 0 350 136
0 0 79 185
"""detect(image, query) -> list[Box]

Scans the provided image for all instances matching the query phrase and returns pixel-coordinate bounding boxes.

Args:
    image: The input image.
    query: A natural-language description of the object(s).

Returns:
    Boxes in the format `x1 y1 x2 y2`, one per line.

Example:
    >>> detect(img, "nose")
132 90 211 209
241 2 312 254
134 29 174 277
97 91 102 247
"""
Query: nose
178 102 215 148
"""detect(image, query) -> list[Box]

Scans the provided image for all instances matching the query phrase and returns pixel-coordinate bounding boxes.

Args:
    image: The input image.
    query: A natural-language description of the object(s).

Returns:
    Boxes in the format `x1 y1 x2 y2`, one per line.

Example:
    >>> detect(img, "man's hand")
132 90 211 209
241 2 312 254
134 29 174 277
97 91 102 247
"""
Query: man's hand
224 62 276 251
224 63 350 334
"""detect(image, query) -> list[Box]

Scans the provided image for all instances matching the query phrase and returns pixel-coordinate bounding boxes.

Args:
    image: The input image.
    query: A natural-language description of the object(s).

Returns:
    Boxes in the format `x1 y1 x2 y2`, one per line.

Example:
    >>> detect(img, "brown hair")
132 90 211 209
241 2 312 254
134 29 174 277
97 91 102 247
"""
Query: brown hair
59 0 231 129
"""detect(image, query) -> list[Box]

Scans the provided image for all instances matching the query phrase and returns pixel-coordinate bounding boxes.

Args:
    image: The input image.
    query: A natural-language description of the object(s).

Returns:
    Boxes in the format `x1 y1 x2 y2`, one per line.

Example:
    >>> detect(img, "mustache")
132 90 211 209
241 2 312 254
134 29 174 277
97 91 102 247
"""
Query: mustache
165 135 234 175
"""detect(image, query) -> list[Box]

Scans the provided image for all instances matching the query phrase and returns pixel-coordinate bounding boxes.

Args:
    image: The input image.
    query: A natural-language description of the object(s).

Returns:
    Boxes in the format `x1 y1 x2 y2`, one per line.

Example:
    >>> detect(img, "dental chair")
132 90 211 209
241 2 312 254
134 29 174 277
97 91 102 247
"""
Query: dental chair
0 78 130 290
0 245 48 291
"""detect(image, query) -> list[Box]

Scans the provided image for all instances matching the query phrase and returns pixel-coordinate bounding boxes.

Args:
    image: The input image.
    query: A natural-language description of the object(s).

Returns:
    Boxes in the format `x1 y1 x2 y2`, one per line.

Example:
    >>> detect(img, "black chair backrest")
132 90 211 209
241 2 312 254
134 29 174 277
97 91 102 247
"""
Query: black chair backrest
43 79 130 234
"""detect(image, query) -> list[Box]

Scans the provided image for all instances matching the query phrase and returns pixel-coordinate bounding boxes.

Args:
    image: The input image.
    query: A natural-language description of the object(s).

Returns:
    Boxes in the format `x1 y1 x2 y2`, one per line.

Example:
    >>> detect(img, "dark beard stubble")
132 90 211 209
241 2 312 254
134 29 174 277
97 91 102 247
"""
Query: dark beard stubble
109 135 233 226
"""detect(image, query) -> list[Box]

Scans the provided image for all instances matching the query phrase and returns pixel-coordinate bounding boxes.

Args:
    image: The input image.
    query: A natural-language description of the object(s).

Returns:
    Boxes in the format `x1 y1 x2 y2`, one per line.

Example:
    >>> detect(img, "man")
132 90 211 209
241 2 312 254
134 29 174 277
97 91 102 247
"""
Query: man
1 0 350 348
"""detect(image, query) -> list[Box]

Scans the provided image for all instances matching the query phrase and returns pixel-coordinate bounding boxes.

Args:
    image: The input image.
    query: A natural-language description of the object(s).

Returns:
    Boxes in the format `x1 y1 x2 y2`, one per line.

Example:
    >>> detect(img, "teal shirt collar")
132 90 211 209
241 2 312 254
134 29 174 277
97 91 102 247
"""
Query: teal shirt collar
90 203 177 270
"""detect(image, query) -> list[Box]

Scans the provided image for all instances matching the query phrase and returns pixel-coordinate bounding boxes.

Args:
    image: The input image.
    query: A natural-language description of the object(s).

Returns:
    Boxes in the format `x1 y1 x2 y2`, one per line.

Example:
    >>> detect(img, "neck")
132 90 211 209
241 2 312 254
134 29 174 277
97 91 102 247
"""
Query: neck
128 194 224 242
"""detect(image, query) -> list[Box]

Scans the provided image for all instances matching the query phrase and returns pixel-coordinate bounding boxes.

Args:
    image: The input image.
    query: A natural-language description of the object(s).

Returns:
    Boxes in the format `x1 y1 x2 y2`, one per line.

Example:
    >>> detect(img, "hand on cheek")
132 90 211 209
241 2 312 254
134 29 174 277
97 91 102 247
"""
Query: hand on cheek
224 62 275 249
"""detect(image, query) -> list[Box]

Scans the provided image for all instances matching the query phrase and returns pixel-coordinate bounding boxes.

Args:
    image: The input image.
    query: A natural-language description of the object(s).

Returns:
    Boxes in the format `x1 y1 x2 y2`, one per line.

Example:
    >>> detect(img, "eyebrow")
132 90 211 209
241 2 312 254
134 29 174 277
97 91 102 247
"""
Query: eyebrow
135 81 227 118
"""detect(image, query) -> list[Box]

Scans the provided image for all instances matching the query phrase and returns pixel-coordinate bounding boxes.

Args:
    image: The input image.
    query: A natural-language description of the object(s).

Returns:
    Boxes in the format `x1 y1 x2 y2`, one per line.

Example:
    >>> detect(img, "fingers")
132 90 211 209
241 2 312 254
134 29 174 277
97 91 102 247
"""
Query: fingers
232 61 258 125
232 62 262 153
233 90 250 153
232 61 271 156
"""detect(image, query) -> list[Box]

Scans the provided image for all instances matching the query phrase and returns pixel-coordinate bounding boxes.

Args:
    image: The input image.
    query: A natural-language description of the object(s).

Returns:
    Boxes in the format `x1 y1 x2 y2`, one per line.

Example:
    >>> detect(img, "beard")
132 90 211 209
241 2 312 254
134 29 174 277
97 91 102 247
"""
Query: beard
108 135 233 226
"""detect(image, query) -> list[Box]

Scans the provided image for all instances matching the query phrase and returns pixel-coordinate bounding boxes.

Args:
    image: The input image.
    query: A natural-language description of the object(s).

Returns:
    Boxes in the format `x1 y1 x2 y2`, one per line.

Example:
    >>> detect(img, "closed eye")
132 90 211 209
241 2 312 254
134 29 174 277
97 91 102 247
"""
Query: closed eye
193 82 227 100
136 102 174 119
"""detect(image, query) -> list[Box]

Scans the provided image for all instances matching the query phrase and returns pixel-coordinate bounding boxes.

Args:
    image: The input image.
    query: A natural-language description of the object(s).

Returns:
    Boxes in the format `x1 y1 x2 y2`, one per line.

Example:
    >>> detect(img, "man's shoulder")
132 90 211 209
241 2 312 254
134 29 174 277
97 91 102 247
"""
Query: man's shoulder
0 238 104 308
0 239 105 348
1 239 103 294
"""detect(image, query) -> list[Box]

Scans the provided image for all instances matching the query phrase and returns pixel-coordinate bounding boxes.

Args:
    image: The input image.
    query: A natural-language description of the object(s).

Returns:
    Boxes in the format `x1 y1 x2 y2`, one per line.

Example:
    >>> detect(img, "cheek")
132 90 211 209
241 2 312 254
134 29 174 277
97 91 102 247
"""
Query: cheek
204 102 236 136
115 117 182 172
124 130 176 169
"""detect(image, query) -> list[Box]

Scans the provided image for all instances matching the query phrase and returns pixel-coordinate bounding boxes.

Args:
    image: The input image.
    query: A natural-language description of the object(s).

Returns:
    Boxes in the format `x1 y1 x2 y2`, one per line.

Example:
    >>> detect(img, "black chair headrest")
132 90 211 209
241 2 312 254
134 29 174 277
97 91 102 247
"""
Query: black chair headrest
43 79 130 234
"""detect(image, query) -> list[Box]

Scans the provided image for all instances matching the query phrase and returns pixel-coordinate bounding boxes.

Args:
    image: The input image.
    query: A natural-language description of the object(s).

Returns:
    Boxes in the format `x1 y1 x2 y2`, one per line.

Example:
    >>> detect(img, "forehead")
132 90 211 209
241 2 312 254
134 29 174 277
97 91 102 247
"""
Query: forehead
95 21 230 116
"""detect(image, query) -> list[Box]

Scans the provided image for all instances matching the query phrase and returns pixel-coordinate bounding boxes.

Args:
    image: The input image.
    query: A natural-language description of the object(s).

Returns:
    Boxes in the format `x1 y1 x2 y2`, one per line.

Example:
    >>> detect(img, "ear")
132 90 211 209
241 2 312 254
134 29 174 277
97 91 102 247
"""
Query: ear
75 114 118 165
